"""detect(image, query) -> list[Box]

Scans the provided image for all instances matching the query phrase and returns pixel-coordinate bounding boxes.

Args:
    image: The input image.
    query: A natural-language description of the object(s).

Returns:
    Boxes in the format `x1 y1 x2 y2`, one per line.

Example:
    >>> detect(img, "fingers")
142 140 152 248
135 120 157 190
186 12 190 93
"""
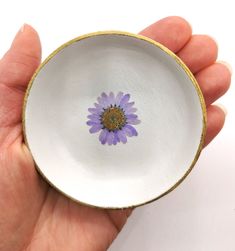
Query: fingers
107 208 133 232
204 105 226 147
139 16 192 53
0 24 41 91
139 16 229 148
195 62 231 106
177 35 218 73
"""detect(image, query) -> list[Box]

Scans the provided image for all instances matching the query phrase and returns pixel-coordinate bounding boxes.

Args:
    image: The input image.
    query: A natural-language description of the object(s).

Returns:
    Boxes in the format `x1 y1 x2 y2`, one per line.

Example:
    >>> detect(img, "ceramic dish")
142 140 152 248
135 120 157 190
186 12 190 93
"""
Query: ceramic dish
23 31 206 209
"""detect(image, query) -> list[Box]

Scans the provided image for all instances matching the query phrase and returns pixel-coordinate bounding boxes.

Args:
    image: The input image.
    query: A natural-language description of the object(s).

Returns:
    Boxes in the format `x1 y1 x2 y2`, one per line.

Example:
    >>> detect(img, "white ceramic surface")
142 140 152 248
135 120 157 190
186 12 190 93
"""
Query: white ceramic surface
23 32 205 208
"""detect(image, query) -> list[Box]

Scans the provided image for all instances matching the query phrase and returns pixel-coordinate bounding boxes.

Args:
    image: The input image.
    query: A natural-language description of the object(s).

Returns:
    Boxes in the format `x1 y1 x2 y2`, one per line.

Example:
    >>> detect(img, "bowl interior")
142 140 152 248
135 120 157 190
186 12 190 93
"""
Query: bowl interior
24 32 205 208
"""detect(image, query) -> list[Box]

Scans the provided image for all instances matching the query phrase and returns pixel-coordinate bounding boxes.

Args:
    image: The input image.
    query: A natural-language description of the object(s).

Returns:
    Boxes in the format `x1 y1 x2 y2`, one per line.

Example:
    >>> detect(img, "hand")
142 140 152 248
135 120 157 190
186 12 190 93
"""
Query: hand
0 17 231 251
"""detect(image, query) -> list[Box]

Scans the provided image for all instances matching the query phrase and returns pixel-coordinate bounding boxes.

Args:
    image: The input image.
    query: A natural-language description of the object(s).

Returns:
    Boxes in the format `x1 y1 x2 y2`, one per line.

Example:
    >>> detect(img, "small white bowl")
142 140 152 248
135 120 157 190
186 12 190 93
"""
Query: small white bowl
23 31 206 209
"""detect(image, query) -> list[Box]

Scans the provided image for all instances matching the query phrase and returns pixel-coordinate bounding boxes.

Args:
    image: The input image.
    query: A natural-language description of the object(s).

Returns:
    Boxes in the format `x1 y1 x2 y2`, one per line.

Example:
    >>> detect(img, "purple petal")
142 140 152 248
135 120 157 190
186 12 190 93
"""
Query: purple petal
119 94 130 108
94 102 102 109
101 92 110 106
127 118 141 125
126 113 141 124
108 92 115 106
97 96 104 105
87 114 100 120
126 114 138 120
87 119 100 125
117 130 127 144
101 92 108 99
123 124 138 137
122 101 134 111
115 131 120 142
88 108 101 114
89 124 102 133
125 107 137 114
113 131 119 145
87 120 101 126
99 129 108 144
97 93 109 108
115 92 124 106
107 131 115 145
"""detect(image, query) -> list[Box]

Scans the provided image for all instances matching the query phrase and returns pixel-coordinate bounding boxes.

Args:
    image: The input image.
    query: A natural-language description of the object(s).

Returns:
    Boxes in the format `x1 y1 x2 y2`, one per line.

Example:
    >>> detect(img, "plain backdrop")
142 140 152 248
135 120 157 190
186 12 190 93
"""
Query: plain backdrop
0 1 234 250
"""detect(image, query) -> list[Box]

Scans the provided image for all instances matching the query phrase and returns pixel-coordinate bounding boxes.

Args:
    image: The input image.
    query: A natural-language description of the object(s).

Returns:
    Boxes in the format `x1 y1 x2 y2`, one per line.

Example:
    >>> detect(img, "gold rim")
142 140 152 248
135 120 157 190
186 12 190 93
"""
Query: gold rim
22 31 207 209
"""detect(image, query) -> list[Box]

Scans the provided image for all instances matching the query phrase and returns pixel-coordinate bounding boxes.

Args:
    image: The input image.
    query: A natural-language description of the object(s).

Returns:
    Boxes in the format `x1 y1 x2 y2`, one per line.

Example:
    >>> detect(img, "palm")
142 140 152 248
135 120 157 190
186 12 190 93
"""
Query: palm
0 17 231 251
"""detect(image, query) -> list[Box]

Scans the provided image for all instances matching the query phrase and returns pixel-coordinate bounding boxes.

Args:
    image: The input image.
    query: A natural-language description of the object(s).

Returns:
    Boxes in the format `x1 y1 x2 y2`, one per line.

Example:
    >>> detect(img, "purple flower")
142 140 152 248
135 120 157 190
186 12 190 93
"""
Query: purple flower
87 92 141 145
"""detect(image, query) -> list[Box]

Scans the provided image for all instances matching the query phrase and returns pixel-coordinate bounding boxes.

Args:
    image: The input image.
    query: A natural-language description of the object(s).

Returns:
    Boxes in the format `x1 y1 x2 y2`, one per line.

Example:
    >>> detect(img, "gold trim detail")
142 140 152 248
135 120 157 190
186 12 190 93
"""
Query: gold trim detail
22 31 207 209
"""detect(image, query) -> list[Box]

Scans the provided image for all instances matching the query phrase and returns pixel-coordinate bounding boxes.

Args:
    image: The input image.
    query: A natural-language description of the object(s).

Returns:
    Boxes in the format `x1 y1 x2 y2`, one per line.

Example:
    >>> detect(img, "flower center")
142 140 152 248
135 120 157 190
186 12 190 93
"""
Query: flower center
101 106 126 131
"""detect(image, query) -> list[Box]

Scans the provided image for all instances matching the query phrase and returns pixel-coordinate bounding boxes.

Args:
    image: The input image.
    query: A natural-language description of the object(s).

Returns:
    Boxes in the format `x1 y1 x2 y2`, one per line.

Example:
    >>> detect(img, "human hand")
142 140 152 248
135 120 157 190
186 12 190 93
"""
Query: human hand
0 16 231 251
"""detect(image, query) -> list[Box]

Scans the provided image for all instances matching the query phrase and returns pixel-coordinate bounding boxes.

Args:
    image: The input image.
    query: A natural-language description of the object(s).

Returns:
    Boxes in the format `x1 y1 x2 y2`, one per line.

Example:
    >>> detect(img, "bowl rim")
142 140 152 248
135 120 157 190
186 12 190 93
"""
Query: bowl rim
22 30 207 209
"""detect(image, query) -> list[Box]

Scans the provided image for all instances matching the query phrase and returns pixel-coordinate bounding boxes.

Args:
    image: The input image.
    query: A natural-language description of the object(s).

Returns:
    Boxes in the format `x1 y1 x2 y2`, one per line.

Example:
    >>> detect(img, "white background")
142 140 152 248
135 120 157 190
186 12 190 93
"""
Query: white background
0 1 234 250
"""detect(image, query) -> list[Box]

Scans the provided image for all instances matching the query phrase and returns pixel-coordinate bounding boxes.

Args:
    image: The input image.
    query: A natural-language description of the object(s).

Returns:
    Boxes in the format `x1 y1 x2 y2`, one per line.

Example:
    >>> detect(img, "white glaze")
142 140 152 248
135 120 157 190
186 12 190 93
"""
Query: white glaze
24 33 204 208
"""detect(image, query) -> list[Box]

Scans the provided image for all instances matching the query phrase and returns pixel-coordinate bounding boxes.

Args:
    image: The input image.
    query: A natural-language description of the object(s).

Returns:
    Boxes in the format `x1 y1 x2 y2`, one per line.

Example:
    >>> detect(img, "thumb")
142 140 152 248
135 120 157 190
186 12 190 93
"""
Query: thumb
0 24 41 91
0 24 41 133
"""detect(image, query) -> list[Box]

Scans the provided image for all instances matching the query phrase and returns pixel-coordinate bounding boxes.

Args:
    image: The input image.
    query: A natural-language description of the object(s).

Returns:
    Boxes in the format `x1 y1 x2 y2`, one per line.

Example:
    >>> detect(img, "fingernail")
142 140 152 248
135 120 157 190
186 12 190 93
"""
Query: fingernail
217 60 233 75
216 103 228 116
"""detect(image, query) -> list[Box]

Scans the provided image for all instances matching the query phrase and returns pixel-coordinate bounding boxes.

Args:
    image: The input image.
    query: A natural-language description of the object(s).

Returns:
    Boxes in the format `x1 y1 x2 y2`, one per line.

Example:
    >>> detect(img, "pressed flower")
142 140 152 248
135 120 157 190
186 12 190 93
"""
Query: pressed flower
87 92 140 145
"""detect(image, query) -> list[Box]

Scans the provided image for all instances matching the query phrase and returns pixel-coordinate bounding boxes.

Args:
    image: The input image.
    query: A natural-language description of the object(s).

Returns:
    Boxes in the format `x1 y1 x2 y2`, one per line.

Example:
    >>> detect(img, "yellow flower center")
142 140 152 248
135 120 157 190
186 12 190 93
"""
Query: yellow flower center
101 106 126 131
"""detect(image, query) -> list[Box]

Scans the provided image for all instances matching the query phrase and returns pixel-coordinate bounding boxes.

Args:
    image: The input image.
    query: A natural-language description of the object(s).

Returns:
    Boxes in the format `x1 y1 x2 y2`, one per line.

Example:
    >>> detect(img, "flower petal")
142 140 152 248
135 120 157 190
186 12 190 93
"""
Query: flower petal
108 92 115 106
107 131 115 145
115 92 124 106
117 130 127 143
123 124 138 137
87 114 100 120
98 93 109 108
101 92 108 97
87 120 101 126
113 131 119 145
122 101 134 111
126 114 138 120
87 119 100 125
97 96 103 105
89 124 102 133
101 93 109 104
120 94 130 108
94 102 102 109
125 107 137 114
99 129 108 144
126 114 141 124
127 118 141 125
88 108 101 114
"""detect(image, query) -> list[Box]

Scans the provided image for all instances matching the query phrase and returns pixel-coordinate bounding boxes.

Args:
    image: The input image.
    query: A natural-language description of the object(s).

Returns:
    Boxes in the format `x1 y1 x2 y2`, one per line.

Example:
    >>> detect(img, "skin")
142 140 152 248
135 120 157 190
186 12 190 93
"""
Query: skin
0 16 231 251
